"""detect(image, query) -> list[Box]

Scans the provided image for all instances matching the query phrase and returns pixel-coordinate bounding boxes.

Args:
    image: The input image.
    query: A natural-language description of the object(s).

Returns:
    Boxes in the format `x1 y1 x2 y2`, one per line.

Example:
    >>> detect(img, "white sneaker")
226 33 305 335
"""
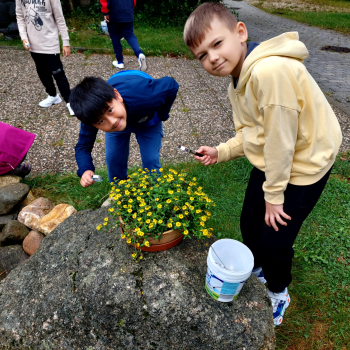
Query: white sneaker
66 103 75 116
252 267 267 284
39 94 62 108
112 60 124 69
267 288 291 326
138 53 147 72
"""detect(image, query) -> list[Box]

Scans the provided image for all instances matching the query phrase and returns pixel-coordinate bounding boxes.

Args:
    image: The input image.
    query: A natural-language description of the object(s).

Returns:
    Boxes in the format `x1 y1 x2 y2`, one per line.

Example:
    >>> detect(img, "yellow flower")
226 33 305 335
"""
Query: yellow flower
168 190 174 194
132 253 137 258
146 219 151 224
137 218 142 221
157 204 162 209
117 201 121 205
200 221 205 227
201 216 207 222
116 189 120 192
167 223 172 228
128 199 133 203
104 217 108 222
190 197 194 201
182 205 187 210
176 222 181 227
158 219 163 224
144 241 150 247
193 177 197 181
123 205 128 209
185 211 189 215
125 190 130 195
121 234 126 239
174 206 179 211
139 231 144 236
153 219 157 223
184 230 189 235
196 209 201 214
96 225 102 230
137 196 141 200
147 212 152 216
139 256 143 260
132 213 137 219
203 229 209 236
108 208 114 212
179 214 184 219
127 238 131 244
166 199 171 204
128 209 132 213
140 209 145 213
155 198 160 201
190 206 194 210
135 227 140 232
136 243 140 248
103 222 107 226
149 224 154 228
159 168 163 172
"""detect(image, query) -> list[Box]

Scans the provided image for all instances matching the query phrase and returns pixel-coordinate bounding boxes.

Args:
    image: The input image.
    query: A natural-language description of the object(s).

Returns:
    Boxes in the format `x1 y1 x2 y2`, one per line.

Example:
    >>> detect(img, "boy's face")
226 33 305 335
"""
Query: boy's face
191 17 248 78
93 89 127 132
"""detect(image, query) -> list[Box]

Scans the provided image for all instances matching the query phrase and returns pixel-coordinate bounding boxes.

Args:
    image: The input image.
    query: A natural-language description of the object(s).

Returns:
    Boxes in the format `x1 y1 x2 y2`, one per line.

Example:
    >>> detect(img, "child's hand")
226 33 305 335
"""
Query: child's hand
81 170 95 188
194 146 218 166
265 201 291 231
104 15 109 22
63 46 71 57
22 39 30 51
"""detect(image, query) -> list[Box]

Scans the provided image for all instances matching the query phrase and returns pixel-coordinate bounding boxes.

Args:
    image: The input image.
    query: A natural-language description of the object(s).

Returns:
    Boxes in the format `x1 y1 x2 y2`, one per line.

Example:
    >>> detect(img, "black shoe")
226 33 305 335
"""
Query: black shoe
9 163 32 178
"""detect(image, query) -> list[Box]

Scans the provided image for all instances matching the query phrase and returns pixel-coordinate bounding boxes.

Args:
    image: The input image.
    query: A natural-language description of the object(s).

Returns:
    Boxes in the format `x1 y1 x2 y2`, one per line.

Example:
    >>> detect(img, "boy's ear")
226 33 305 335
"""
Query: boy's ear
236 22 248 44
114 88 123 103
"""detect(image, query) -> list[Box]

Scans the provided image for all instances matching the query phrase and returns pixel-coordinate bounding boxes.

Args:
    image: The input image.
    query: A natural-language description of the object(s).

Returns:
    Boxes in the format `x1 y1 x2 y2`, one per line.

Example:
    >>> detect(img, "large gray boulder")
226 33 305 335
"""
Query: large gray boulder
0 183 30 215
0 208 275 350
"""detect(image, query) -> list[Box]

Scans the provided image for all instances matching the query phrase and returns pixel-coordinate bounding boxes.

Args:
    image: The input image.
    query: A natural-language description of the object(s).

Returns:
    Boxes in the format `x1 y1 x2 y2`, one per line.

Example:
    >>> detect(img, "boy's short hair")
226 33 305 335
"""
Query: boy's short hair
184 2 237 49
70 76 116 126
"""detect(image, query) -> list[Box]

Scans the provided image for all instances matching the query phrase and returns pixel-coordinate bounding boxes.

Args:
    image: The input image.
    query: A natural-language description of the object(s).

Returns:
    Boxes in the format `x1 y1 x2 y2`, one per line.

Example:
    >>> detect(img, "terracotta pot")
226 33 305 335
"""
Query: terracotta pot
118 216 184 252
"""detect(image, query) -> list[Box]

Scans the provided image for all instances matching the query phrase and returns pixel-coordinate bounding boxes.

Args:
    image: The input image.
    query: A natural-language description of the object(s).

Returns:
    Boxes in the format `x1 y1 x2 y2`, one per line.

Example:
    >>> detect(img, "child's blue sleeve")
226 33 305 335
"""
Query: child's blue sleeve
75 123 98 177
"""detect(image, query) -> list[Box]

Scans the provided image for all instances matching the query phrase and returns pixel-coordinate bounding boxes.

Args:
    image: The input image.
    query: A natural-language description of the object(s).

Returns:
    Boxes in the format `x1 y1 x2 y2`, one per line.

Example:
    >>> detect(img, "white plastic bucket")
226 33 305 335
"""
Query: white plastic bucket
205 239 254 302
101 20 108 34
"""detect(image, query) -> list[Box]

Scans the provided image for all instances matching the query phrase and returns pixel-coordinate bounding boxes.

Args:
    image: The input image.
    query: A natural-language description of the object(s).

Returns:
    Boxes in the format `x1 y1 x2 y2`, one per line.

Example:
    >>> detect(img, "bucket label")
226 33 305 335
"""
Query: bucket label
206 268 246 302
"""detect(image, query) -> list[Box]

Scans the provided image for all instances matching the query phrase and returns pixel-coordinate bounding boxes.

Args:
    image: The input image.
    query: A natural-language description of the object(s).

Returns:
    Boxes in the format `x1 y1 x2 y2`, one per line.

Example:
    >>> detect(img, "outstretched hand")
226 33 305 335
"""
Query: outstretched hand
265 201 291 231
193 146 218 166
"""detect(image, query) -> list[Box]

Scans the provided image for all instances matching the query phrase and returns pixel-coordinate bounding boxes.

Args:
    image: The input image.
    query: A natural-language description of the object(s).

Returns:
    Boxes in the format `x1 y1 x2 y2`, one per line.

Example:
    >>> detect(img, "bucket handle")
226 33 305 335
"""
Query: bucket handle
210 246 231 271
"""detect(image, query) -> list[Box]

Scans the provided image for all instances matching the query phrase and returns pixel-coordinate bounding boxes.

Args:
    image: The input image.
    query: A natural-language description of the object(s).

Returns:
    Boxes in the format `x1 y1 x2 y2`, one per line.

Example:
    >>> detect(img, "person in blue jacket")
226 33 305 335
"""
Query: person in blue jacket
100 0 146 71
70 71 179 192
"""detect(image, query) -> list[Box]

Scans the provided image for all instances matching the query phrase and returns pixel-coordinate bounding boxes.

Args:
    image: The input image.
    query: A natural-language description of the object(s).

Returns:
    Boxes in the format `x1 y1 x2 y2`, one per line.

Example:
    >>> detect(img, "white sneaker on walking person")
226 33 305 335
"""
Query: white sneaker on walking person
112 60 124 69
66 103 75 116
39 94 62 108
138 53 147 72
267 288 291 326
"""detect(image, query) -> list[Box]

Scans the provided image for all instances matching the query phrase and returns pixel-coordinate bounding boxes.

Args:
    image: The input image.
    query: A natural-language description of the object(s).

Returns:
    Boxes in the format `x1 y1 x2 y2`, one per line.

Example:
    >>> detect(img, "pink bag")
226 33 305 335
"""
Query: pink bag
0 122 35 175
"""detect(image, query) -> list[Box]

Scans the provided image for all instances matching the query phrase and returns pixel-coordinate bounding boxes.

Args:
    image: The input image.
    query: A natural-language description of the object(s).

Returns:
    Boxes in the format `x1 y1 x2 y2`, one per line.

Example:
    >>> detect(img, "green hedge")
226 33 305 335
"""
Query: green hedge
61 0 222 27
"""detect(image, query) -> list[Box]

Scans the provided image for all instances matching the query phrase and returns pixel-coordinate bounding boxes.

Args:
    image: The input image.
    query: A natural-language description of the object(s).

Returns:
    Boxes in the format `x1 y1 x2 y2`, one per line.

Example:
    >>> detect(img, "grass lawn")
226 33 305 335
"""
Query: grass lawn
253 0 350 35
0 17 193 58
23 152 350 349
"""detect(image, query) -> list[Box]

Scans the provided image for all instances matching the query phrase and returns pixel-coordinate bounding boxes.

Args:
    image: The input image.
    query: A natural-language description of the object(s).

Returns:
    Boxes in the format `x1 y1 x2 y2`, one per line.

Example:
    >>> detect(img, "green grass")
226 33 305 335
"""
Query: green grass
22 152 350 348
264 9 350 34
0 18 193 58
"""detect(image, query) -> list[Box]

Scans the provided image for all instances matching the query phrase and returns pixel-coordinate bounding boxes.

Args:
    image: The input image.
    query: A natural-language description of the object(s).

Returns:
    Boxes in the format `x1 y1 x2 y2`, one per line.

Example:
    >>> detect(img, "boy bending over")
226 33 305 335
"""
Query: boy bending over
184 3 342 326
70 71 179 202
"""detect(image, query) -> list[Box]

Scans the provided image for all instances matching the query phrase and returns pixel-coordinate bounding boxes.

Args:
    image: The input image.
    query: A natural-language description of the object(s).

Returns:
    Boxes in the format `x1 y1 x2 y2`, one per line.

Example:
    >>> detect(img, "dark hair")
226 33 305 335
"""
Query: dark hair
184 2 237 49
70 77 116 125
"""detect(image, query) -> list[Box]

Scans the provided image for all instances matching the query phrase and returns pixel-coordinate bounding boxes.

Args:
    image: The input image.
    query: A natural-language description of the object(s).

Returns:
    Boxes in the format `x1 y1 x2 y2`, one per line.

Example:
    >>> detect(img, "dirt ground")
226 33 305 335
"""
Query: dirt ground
245 0 350 13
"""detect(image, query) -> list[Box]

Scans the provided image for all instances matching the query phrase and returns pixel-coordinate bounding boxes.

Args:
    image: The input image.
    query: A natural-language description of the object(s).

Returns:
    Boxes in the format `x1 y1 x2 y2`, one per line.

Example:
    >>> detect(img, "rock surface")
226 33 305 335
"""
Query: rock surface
0 211 18 230
18 197 54 231
0 244 23 280
39 203 77 235
0 183 30 215
20 190 36 206
23 230 45 256
0 175 21 189
0 220 30 246
0 208 275 350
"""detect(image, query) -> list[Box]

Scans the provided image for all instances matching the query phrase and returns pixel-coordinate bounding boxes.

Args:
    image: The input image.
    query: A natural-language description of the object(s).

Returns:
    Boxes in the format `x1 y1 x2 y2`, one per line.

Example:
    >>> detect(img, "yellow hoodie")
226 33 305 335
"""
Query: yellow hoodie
216 32 342 205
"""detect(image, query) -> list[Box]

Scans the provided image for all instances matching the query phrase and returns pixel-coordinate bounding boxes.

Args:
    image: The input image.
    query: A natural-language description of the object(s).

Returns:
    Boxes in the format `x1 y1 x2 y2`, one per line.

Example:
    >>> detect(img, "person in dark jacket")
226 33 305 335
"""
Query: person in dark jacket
100 0 147 71
70 71 179 197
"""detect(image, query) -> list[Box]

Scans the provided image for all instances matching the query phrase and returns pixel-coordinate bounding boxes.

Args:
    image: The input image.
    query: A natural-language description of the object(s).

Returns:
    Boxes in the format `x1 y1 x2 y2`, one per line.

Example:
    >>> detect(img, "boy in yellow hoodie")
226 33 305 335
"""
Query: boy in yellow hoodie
184 3 342 326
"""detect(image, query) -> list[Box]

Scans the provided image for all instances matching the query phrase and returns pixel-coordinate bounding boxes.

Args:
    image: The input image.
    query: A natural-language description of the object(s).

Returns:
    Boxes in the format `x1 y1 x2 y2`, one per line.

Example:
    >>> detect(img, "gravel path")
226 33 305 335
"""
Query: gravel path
0 33 349 176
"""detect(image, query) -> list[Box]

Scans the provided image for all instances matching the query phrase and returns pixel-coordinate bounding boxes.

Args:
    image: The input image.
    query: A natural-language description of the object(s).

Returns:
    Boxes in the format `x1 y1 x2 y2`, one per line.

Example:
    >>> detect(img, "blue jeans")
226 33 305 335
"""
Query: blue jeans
107 21 143 63
105 122 163 183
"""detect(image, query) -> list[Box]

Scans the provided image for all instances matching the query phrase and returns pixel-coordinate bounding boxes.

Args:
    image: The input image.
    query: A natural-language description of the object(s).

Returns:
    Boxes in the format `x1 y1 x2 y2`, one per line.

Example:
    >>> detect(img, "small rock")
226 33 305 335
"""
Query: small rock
20 190 36 206
0 220 30 246
18 197 54 231
0 244 23 277
39 204 77 235
0 183 30 215
0 211 18 231
0 175 21 189
23 231 45 256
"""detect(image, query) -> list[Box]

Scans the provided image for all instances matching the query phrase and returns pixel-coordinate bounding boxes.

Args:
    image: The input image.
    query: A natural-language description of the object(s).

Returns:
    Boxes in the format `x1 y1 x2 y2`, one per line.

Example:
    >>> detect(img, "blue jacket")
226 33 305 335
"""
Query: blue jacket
75 71 179 177
101 0 134 23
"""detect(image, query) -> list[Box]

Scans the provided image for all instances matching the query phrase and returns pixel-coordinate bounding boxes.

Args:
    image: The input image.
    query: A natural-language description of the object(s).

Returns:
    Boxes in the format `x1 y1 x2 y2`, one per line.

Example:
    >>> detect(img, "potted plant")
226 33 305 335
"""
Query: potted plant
97 168 215 260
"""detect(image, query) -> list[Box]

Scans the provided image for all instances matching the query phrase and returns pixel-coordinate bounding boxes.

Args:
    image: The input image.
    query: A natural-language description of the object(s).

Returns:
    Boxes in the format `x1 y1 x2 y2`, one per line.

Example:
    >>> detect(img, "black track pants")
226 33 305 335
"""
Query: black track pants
30 52 71 103
240 166 332 293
